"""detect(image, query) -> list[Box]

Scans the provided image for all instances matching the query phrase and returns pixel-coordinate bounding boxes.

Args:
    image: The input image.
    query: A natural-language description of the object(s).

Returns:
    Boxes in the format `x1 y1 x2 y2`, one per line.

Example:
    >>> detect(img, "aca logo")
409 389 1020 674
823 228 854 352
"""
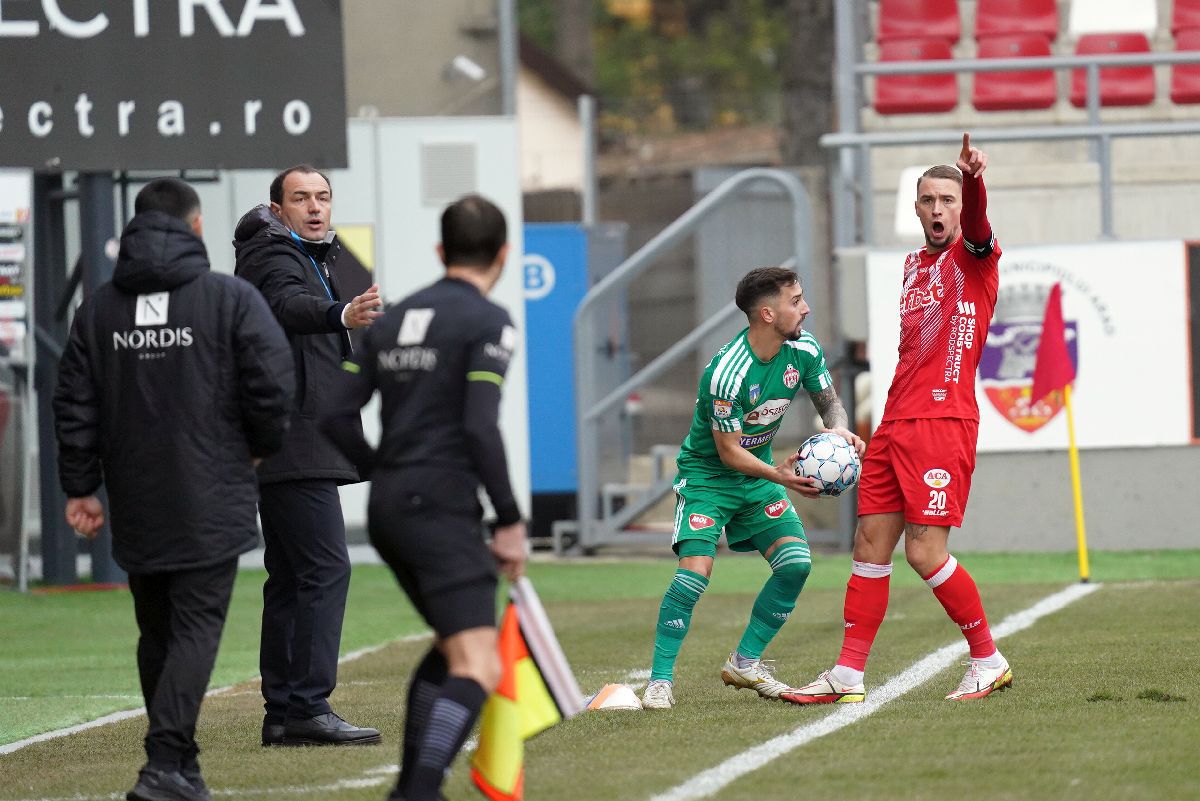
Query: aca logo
977 283 1078 432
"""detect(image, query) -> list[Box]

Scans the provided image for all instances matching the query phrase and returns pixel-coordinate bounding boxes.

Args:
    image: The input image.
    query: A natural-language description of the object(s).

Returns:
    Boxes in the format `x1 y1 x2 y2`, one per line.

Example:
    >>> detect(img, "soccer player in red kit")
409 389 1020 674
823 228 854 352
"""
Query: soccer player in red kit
787 134 1012 703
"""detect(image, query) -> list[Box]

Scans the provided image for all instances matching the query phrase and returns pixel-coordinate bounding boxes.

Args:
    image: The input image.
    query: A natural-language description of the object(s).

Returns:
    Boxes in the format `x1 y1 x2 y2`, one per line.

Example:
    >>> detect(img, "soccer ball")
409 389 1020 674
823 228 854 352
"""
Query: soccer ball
795 432 860 497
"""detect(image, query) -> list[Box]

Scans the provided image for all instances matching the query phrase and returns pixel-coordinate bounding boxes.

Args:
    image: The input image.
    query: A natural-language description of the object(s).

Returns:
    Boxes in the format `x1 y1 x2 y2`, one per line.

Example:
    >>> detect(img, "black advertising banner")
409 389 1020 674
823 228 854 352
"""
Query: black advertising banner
0 0 347 170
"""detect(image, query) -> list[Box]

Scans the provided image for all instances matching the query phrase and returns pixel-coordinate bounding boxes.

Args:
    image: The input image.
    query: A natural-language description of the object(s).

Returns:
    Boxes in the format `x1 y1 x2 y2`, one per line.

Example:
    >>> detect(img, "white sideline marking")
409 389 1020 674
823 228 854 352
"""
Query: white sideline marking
1 695 141 701
648 582 1102 801
6 765 402 801
0 633 431 757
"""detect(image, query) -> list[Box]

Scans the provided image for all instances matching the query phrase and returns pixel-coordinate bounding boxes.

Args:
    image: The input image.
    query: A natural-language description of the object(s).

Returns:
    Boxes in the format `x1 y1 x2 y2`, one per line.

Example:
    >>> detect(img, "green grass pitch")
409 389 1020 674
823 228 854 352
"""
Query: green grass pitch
1 550 1197 800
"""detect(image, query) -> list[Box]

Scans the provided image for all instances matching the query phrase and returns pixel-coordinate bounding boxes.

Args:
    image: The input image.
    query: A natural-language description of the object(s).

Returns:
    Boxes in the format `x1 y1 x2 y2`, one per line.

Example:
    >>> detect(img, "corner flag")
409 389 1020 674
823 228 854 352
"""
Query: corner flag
471 578 583 801
1030 283 1090 582
1030 283 1075 403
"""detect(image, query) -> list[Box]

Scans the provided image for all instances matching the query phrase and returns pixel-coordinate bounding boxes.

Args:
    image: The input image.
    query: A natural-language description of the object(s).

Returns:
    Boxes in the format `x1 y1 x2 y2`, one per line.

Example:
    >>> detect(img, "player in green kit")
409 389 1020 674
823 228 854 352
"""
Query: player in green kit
642 266 865 709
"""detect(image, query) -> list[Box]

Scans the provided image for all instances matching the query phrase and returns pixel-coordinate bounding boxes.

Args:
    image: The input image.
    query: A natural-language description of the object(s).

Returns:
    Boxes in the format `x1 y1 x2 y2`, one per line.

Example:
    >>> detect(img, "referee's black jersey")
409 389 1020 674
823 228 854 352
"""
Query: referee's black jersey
321 276 522 525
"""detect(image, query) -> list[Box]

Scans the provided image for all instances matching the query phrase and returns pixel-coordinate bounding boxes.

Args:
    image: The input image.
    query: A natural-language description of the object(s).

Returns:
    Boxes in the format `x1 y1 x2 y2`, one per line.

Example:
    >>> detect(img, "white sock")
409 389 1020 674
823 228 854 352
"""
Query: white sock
733 652 756 668
975 650 1006 670
830 665 864 687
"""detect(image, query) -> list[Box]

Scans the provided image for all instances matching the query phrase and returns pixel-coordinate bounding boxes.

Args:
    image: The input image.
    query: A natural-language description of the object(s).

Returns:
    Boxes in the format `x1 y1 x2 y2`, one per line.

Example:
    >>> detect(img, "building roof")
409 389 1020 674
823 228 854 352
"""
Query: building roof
519 34 591 101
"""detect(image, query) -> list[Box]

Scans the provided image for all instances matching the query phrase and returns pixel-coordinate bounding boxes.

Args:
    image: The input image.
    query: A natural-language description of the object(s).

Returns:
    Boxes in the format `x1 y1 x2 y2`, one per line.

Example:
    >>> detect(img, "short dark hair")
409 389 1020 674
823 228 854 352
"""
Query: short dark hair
917 164 962 193
270 164 331 204
134 178 200 221
735 266 799 317
441 195 507 268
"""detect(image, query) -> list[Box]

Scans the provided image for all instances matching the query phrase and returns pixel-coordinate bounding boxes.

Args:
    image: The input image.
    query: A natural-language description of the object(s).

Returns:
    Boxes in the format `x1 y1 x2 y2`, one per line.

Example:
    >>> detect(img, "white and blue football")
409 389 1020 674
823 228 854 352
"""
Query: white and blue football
795 432 860 497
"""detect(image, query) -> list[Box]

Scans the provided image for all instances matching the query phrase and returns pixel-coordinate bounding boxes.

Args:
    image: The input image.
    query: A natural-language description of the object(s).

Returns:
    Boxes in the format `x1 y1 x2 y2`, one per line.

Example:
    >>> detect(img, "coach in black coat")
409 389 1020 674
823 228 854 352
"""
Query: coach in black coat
54 178 293 801
233 164 382 746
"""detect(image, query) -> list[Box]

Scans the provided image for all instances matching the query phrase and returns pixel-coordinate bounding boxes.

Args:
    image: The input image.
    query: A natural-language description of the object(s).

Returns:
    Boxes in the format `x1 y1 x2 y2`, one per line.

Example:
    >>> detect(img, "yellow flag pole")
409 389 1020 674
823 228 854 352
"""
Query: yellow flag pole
1063 383 1090 582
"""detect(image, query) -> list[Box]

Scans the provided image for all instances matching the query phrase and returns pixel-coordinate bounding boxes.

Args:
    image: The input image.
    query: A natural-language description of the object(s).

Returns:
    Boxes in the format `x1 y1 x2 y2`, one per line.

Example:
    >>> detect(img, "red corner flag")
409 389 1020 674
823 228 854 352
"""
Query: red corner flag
1030 283 1076 404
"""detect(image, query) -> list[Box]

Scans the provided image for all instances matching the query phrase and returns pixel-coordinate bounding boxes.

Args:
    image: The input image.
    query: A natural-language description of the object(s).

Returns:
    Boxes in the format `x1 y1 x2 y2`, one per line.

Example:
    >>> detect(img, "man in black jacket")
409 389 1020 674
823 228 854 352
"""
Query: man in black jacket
54 178 293 801
233 164 382 746
322 195 527 801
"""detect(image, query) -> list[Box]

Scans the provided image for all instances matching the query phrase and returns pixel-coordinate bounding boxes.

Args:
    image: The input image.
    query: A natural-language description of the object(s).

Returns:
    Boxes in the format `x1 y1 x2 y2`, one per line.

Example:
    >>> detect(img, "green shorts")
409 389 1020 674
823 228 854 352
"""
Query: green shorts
670 474 805 557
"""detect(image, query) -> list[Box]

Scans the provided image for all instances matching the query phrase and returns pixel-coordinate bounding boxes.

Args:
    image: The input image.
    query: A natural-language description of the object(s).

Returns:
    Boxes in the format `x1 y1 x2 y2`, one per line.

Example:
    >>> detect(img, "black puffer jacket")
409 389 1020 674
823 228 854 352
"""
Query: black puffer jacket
54 211 294 573
233 205 362 484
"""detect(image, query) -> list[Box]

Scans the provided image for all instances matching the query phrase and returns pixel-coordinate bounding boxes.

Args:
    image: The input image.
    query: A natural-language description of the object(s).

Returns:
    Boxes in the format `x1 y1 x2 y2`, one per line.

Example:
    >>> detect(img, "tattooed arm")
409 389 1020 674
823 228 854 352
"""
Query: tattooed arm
809 385 866 456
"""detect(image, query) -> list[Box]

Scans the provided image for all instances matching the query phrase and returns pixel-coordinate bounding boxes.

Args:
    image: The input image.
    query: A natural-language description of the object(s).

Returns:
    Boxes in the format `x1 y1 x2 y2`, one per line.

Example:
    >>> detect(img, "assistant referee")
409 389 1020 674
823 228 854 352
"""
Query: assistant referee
322 194 527 801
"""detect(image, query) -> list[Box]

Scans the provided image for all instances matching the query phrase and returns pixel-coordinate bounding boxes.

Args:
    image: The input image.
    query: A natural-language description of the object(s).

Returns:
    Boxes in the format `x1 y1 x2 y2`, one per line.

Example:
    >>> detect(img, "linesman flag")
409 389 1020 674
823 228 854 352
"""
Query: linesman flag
1030 283 1075 403
472 577 583 801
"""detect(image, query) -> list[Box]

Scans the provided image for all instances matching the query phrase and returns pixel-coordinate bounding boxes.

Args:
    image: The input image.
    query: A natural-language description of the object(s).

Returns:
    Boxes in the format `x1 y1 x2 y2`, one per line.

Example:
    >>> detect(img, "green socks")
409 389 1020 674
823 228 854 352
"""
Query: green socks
735 541 812 660
650 569 709 681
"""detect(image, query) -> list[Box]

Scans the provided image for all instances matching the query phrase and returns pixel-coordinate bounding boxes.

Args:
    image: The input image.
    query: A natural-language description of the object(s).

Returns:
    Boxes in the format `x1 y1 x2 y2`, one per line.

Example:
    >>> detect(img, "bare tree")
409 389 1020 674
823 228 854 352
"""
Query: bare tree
781 0 835 166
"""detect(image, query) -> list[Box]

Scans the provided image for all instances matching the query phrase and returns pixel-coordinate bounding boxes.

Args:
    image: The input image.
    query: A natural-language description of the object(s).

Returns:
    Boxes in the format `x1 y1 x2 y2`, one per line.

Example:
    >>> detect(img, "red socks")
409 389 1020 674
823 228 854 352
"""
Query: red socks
835 561 892 671
924 555 996 659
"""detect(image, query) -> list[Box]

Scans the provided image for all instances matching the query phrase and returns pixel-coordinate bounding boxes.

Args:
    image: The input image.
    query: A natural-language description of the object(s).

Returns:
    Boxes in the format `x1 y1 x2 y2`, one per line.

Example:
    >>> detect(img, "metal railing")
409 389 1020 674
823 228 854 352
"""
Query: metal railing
571 168 816 551
828 41 1200 245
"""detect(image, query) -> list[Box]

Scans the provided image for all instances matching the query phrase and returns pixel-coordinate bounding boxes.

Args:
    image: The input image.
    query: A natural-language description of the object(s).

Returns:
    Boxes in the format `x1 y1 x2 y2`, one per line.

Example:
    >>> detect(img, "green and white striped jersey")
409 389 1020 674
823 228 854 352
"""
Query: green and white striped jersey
675 327 832 479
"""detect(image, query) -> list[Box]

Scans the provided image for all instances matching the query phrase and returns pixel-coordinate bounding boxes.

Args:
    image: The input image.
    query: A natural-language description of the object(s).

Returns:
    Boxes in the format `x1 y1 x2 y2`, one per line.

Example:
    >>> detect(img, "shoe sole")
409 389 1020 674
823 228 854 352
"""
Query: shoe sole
946 669 1013 701
279 733 383 746
779 690 866 705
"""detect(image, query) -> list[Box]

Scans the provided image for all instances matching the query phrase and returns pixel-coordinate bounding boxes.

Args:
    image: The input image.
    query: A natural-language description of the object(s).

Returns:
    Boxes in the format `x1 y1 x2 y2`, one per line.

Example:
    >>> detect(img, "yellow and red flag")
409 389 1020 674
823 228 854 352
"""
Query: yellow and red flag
471 578 582 801
1031 283 1090 582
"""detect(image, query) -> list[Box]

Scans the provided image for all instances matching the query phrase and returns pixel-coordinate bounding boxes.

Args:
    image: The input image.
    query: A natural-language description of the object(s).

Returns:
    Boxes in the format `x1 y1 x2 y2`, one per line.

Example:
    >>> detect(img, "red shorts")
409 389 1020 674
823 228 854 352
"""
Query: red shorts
857 418 979 528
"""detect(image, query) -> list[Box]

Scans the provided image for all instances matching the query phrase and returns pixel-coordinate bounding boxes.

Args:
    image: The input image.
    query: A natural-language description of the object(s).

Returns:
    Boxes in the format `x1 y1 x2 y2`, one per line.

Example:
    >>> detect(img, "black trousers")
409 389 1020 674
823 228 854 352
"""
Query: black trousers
128 559 238 768
258 479 351 721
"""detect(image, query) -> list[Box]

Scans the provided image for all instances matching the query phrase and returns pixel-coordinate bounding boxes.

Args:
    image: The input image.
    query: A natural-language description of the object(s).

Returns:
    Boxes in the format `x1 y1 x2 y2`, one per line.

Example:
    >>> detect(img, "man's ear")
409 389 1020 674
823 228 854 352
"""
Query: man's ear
436 243 447 266
493 242 511 270
269 202 282 218
190 212 204 238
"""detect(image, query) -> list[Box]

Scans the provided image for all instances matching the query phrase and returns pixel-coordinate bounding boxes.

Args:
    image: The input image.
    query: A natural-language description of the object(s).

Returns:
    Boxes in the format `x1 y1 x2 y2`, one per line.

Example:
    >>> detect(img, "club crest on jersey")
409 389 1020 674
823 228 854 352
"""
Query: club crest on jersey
748 384 762 404
712 399 733 419
783 364 800 389
923 469 952 488
688 513 716 530
764 500 790 519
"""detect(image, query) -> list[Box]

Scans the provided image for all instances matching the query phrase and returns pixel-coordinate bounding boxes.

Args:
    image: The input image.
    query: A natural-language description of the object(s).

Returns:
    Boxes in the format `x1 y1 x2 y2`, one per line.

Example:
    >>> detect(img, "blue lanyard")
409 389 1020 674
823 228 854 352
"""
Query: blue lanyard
289 230 334 301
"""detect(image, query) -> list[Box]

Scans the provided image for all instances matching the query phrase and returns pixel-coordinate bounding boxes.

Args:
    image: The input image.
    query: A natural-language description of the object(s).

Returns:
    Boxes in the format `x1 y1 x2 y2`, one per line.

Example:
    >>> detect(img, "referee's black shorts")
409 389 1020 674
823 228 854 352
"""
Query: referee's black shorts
367 467 498 638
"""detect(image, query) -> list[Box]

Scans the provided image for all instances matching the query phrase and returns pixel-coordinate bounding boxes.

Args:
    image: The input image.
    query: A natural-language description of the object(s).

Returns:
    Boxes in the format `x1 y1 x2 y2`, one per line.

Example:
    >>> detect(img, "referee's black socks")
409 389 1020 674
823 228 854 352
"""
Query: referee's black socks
405 675 487 801
398 649 449 795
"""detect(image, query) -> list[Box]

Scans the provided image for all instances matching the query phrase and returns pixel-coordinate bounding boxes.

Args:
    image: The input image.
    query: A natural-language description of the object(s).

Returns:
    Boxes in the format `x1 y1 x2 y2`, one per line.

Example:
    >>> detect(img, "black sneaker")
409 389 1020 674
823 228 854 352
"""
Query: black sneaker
282 711 382 746
126 767 208 801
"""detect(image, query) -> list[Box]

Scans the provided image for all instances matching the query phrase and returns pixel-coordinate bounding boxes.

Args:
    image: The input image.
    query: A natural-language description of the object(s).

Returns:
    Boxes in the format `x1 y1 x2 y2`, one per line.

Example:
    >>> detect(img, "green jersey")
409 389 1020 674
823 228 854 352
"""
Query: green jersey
676 327 832 479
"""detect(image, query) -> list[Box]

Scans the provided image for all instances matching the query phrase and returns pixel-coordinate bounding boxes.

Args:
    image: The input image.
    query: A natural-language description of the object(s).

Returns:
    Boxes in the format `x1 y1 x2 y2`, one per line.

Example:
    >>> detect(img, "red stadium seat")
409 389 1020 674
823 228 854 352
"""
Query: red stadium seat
1172 0 1200 35
976 0 1059 41
973 35 1057 110
878 0 960 44
1170 27 1200 103
1069 33 1155 107
874 38 958 114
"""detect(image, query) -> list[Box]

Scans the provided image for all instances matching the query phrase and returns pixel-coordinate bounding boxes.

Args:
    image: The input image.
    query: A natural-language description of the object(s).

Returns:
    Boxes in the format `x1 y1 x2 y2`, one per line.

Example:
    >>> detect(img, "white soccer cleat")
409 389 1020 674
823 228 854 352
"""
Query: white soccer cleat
780 669 866 705
720 653 793 699
641 680 675 709
945 658 1012 701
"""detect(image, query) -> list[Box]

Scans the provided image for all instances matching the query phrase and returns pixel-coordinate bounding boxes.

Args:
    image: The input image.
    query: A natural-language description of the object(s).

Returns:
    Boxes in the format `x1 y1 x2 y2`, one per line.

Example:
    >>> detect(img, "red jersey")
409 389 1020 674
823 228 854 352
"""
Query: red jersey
880 174 1001 422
